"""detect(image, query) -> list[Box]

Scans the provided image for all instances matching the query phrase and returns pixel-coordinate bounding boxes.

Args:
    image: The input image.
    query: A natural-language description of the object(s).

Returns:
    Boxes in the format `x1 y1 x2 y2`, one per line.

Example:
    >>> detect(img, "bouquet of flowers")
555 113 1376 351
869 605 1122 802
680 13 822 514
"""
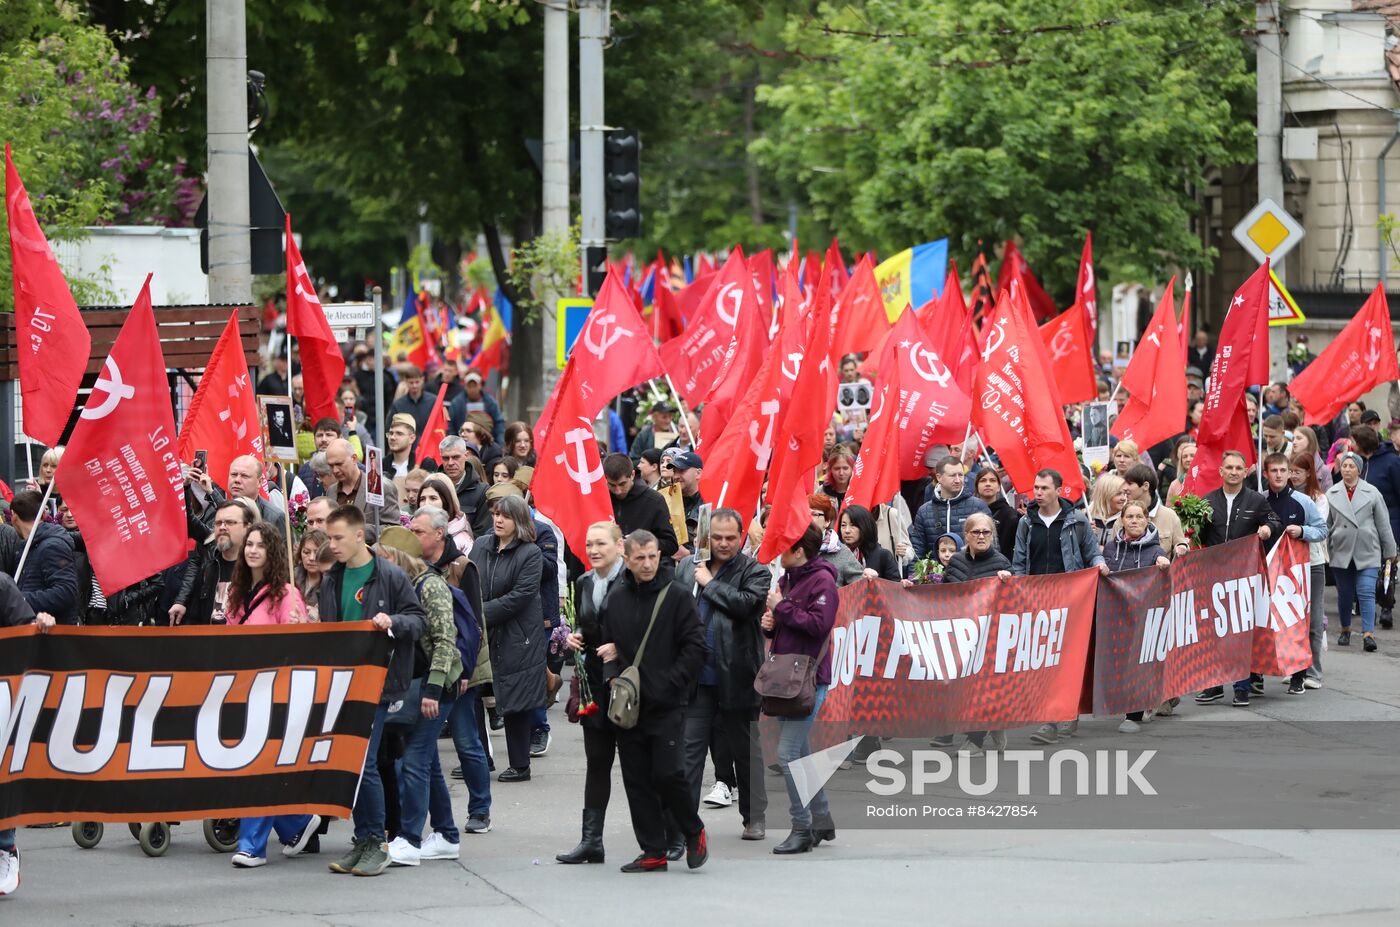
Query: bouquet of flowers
909 556 946 585
1171 493 1212 549
288 488 311 537
561 587 598 721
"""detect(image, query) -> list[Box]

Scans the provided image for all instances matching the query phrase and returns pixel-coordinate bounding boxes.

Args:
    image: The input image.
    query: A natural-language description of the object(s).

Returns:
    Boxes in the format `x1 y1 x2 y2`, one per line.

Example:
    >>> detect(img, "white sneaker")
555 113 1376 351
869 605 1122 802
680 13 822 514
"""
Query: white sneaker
1117 719 1142 734
959 741 984 757
703 781 733 808
386 836 421 867
1304 677 1322 690
0 847 18 896
230 852 266 868
988 730 1008 751
282 814 321 857
1029 724 1058 745
419 832 460 861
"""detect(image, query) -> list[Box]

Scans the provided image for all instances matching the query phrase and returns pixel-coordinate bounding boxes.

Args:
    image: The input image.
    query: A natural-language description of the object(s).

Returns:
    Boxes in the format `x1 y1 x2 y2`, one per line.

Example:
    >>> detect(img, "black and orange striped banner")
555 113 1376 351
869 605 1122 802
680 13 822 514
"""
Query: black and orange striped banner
0 623 390 828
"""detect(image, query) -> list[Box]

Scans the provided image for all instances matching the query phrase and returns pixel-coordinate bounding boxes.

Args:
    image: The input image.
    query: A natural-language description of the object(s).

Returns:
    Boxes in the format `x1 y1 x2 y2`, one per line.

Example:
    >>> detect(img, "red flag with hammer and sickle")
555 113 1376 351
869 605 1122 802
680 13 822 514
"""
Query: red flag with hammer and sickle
532 362 613 560
177 311 265 493
55 276 188 595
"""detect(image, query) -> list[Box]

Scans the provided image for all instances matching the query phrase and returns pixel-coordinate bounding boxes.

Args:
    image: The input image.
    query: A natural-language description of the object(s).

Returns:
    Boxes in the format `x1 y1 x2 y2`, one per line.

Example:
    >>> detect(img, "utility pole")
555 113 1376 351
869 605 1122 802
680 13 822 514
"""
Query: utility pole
1257 0 1287 384
542 0 571 398
206 0 252 305
579 0 608 297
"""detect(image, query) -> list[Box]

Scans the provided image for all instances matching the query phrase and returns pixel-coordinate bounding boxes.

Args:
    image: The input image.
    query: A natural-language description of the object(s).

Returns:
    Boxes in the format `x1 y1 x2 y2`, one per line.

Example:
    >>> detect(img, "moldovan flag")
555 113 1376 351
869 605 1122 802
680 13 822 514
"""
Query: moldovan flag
416 385 449 466
390 288 432 369
285 216 346 423
5 144 91 446
177 311 264 492
1288 284 1398 426
531 363 613 559
874 239 948 323
1187 262 1272 496
1112 279 1187 451
55 276 187 595
468 300 509 378
1038 306 1097 405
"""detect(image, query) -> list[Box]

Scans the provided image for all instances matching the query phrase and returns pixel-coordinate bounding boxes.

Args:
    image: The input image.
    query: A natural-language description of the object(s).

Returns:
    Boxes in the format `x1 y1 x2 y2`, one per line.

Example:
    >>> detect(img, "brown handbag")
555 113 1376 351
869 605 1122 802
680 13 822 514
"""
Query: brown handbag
754 636 831 718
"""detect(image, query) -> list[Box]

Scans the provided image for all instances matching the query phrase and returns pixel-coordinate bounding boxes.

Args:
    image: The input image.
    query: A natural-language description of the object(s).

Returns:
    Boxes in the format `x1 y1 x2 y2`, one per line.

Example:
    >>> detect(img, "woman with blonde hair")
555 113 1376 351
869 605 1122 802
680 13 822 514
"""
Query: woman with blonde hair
1088 472 1129 548
1110 440 1142 477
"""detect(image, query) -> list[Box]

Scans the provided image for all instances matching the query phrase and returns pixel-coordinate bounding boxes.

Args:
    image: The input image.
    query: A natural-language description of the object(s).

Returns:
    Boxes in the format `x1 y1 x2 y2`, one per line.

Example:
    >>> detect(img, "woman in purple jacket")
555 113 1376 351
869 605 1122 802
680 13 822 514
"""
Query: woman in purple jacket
762 523 839 856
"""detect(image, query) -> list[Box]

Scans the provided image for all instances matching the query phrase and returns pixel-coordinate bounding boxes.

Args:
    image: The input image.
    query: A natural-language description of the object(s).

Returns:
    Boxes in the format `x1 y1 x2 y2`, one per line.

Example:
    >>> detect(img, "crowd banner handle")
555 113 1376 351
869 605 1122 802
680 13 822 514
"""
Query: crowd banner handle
12 477 59 585
281 464 296 583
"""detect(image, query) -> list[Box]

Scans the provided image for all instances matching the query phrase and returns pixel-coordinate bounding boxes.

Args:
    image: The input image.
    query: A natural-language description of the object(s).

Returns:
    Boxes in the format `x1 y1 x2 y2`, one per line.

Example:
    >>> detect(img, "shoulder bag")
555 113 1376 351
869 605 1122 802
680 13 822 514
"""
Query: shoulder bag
605 586 668 730
754 634 830 718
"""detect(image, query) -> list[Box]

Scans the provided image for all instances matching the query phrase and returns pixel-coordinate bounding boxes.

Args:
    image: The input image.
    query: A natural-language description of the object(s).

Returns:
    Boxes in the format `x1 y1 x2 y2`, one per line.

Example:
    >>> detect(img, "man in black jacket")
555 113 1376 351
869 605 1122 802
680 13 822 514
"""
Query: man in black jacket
320 505 426 878
674 508 770 841
171 499 253 625
601 529 709 873
604 453 679 574
1195 450 1279 707
440 436 490 539
10 490 80 624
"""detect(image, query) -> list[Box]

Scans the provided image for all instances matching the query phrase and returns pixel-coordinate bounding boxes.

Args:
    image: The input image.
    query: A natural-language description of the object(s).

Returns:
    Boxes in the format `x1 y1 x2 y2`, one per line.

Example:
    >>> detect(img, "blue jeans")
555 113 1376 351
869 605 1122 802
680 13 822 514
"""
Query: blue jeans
445 688 492 818
531 705 551 736
1335 565 1379 634
399 693 457 848
0 828 13 851
777 684 829 829
238 814 313 858
352 703 390 844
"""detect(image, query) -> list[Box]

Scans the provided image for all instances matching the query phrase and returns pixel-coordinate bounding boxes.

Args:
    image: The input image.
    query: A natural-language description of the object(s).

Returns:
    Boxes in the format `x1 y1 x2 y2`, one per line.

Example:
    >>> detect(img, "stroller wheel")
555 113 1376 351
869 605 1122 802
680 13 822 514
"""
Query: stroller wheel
203 818 240 853
72 821 104 849
138 822 172 857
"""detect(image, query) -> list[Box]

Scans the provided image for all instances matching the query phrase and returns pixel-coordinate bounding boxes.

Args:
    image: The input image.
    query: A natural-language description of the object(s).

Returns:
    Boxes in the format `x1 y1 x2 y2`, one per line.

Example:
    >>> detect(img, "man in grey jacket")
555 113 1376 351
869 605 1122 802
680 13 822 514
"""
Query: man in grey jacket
320 505 426 878
675 508 770 841
1011 469 1106 745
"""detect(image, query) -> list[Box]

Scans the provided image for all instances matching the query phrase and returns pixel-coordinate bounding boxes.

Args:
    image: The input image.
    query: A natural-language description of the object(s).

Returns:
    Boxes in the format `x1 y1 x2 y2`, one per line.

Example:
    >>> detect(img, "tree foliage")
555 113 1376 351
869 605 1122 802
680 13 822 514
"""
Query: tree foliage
752 0 1256 295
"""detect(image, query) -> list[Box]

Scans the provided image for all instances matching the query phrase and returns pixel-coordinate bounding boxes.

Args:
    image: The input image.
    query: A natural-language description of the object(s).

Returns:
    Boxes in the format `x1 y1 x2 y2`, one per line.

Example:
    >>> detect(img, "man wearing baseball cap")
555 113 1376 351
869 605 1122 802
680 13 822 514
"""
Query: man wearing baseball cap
449 370 505 444
668 451 705 550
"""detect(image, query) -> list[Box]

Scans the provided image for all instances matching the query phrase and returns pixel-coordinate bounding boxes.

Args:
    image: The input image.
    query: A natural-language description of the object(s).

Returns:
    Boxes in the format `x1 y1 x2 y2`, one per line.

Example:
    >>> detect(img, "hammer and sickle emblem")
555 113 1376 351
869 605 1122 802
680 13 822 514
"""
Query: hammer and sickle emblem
1050 326 1074 361
908 341 952 388
715 282 743 327
582 312 632 361
748 399 780 469
81 357 136 421
555 420 603 493
981 318 1007 362
781 351 804 382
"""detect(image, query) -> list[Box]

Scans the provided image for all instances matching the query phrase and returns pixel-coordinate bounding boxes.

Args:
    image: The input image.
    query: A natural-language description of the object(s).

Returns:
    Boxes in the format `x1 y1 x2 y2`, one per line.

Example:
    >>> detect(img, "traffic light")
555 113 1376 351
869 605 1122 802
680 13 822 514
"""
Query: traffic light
604 128 641 240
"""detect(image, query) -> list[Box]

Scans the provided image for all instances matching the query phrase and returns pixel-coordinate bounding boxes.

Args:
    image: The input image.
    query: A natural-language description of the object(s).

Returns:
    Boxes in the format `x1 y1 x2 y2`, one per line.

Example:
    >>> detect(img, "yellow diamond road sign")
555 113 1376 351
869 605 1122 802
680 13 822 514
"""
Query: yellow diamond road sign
1232 197 1305 265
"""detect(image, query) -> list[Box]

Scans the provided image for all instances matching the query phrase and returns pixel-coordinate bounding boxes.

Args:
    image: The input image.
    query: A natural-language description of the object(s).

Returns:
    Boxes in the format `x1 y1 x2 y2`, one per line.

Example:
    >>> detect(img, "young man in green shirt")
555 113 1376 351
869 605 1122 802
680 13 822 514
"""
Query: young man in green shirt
319 506 427 877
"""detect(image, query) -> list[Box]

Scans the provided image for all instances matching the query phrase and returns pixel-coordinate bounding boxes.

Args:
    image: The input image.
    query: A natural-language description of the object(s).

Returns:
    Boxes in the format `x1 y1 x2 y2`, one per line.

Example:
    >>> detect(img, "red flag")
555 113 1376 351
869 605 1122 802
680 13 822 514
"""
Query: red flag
1112 279 1188 451
968 249 995 328
673 269 717 328
802 249 820 295
176 312 264 493
285 215 346 422
758 286 836 564
415 384 449 466
54 276 187 595
652 279 685 342
997 240 1057 322
698 273 770 452
569 267 667 416
917 262 979 396
844 343 902 514
1186 262 1272 496
5 144 91 446
824 239 849 294
1038 306 1097 404
1076 232 1098 337
748 248 776 318
696 252 716 278
972 288 1070 493
532 363 614 560
887 308 973 480
829 254 891 359
697 341 787 531
1288 284 1398 426
660 247 759 406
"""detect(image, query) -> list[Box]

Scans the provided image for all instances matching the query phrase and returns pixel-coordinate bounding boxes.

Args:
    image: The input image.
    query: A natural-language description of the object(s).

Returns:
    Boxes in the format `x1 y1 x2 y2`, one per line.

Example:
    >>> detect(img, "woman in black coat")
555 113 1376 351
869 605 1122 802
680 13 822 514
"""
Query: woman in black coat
468 494 545 781
1104 502 1171 733
557 522 627 865
972 468 1018 559
941 513 1011 752
838 504 901 581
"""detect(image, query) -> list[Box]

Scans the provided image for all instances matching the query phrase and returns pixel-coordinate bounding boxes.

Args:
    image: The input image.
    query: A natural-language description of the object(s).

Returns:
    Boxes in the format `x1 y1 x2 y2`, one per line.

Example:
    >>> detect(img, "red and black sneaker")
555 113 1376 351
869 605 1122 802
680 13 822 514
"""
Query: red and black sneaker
620 854 667 873
686 827 709 870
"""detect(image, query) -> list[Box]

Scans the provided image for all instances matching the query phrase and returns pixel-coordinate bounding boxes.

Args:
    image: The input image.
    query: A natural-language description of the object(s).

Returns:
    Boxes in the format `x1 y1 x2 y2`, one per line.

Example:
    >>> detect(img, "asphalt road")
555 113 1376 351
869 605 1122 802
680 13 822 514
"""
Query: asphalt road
6 599 1399 926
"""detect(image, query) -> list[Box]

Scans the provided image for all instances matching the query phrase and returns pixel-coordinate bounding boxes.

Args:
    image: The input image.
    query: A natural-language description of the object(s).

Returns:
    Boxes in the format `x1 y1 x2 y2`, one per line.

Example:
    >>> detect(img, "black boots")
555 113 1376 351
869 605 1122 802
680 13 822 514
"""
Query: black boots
811 812 836 846
556 808 605 864
772 829 815 855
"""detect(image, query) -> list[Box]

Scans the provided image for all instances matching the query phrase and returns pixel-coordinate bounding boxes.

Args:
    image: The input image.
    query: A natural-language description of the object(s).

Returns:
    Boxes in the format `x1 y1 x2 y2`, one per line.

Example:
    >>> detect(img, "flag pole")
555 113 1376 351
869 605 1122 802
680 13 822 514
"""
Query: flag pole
662 374 697 448
971 429 1014 506
13 478 59 585
282 464 296 583
1256 390 1265 492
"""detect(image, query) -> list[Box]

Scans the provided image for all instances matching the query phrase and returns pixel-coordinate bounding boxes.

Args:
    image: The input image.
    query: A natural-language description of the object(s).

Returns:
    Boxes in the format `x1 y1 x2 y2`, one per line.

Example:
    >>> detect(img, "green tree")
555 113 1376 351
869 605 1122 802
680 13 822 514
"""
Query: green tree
1 3 193 310
752 0 1255 296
